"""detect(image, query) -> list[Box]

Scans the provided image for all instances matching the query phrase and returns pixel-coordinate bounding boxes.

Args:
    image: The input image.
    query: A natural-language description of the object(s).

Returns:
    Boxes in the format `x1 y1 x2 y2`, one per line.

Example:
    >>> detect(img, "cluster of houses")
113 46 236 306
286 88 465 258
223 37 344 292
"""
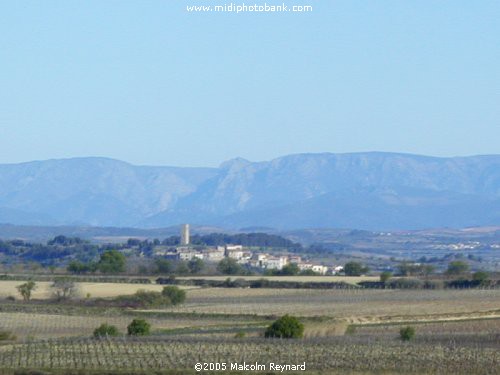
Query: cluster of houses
154 244 342 275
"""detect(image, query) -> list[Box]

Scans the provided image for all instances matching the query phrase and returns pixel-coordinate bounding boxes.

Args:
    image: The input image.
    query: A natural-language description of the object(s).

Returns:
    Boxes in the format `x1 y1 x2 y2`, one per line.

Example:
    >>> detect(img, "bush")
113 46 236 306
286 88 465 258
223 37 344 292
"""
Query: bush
98 250 126 274
345 325 356 335
127 319 151 336
51 278 78 300
115 290 171 308
234 331 246 338
472 271 489 285
217 258 243 275
344 262 369 276
161 286 186 305
16 281 36 301
265 315 304 339
400 326 415 341
0 330 16 341
446 261 469 276
93 324 120 338
386 278 423 289
379 271 392 283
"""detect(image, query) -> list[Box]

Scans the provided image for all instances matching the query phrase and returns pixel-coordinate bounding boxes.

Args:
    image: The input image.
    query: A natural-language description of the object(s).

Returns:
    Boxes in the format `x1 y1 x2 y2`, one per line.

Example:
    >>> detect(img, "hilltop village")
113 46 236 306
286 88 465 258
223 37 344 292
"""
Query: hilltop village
153 225 340 275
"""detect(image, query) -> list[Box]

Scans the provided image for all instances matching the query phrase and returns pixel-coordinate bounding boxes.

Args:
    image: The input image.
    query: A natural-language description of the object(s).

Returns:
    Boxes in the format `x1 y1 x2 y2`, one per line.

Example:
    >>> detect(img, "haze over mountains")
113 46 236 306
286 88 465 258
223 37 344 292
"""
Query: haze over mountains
0 152 498 231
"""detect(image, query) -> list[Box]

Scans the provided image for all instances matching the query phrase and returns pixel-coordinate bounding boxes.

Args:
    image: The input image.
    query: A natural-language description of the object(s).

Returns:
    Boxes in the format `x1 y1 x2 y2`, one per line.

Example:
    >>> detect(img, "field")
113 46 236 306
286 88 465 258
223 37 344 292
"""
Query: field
0 280 499 374
0 281 195 299
176 275 380 284
167 287 500 321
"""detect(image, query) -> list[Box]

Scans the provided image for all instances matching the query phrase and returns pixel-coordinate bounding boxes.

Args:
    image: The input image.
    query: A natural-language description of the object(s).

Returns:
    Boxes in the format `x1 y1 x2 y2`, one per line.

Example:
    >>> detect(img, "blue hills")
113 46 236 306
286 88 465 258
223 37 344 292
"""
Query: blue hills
0 152 498 230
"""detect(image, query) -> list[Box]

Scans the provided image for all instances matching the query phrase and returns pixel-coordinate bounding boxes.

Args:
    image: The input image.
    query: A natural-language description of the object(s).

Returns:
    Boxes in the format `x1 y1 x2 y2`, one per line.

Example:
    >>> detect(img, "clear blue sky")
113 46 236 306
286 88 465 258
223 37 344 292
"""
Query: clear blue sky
1 1 499 167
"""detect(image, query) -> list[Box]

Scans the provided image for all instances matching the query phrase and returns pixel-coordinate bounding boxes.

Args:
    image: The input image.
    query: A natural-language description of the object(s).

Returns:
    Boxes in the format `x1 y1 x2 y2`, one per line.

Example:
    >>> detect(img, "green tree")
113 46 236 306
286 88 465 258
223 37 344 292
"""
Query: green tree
93 324 120 338
98 250 126 274
217 258 242 275
446 261 469 276
187 258 204 274
265 315 304 339
344 262 369 276
175 261 189 274
16 281 36 301
400 326 415 341
472 271 489 285
67 260 95 274
127 319 151 336
279 263 300 276
155 258 173 274
380 271 392 283
162 286 186 305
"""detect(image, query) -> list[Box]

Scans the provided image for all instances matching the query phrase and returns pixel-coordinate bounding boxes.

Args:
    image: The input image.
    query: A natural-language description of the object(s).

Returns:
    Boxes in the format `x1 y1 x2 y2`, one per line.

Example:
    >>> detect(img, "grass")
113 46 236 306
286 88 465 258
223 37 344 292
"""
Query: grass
0 281 196 300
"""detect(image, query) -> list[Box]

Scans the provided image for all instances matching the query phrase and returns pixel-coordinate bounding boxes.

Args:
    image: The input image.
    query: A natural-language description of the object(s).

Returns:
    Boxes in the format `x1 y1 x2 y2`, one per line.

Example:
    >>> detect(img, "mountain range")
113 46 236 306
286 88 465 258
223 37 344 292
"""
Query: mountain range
0 152 498 230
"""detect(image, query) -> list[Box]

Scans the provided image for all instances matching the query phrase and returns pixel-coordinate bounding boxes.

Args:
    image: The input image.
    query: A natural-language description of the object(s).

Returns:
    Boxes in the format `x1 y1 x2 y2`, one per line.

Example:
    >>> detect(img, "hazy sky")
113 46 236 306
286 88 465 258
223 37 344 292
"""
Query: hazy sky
1 1 499 167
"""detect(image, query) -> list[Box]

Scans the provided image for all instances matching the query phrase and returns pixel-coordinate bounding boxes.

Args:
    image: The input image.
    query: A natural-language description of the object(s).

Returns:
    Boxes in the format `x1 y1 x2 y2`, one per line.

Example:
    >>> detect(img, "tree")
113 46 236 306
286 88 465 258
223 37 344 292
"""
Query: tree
93 324 120 338
278 263 300 276
155 258 173 274
67 260 95 274
187 258 204 274
16 281 36 301
127 319 151 336
162 286 186 305
97 250 126 274
400 326 415 341
446 261 469 276
51 277 78 300
217 258 242 275
472 271 489 285
175 261 189 274
379 271 392 283
265 315 304 339
344 262 369 276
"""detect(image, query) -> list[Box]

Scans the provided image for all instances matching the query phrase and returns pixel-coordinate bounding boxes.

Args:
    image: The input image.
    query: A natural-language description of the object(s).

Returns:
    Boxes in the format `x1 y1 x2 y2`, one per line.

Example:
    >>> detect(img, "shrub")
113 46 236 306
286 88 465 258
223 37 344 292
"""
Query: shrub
344 262 369 276
217 258 243 275
161 286 186 305
472 271 489 285
16 281 36 301
98 250 126 274
446 261 469 276
51 278 78 300
127 319 151 336
345 325 356 335
93 324 120 338
0 330 16 341
115 290 171 308
379 271 392 283
234 331 246 338
386 278 423 289
400 326 415 341
265 315 304 339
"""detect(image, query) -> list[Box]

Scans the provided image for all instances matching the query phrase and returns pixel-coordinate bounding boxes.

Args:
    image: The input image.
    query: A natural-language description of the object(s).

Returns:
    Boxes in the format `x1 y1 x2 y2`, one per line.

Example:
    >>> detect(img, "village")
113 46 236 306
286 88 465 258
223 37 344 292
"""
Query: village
153 225 343 275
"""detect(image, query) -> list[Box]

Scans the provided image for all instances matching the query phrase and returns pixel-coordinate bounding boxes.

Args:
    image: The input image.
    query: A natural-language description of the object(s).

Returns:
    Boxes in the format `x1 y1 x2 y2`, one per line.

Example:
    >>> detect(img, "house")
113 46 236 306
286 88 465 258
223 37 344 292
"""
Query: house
311 265 328 275
202 247 225 262
263 256 288 270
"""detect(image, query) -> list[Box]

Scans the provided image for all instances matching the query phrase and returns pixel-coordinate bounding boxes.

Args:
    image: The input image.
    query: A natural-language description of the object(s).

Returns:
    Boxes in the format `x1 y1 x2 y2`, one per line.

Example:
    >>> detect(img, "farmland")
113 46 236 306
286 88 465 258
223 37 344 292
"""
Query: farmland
0 281 195 299
167 287 500 320
0 279 499 374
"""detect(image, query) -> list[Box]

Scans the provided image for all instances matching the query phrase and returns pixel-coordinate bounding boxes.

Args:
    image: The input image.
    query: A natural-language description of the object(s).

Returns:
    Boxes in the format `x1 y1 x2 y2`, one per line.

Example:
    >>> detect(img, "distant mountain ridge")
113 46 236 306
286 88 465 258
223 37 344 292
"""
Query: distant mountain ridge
0 152 498 230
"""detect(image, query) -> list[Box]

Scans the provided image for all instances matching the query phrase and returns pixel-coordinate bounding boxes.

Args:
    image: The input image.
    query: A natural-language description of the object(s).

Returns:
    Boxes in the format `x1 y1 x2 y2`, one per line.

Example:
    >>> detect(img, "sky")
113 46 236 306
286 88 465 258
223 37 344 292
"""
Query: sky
1 1 499 167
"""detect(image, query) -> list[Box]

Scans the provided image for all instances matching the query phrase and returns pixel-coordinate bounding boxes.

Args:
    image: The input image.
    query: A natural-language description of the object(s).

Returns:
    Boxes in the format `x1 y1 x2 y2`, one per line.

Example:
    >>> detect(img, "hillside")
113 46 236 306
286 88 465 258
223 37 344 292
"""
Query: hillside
0 152 498 230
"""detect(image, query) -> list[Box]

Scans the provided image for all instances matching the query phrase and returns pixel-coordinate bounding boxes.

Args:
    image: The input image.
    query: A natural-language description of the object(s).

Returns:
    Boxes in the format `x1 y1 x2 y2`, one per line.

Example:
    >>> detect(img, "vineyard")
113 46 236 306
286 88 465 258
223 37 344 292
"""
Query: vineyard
0 335 498 374
168 287 500 320
0 282 499 374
